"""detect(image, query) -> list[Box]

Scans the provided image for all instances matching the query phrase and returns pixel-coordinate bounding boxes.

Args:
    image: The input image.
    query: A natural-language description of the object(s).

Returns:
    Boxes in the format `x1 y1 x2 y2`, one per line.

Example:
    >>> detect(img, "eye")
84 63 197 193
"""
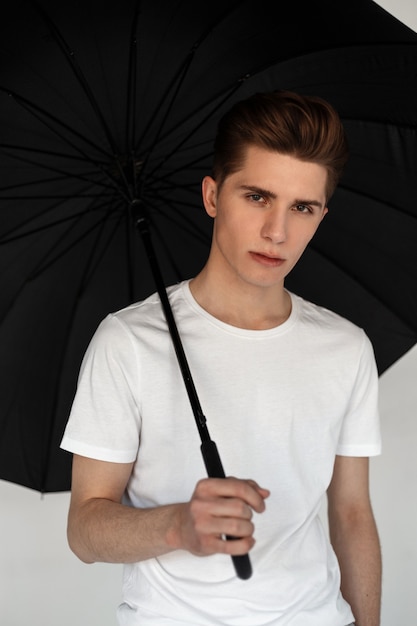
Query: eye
294 203 312 214
248 193 264 203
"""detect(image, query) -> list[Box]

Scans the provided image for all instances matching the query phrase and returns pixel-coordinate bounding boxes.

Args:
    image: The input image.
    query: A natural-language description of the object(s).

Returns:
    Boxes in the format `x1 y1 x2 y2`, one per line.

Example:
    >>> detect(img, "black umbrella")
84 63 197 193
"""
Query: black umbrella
1 0 416 500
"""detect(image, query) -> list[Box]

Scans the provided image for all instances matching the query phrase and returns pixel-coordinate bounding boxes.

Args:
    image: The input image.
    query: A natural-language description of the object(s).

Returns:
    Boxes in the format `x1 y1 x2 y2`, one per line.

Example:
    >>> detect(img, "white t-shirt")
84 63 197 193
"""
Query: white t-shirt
61 281 381 626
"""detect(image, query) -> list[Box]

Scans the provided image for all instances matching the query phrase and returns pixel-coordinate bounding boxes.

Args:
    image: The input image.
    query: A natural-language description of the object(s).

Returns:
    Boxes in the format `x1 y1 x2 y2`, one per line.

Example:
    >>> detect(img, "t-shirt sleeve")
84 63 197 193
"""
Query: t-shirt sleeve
336 332 382 457
60 314 141 463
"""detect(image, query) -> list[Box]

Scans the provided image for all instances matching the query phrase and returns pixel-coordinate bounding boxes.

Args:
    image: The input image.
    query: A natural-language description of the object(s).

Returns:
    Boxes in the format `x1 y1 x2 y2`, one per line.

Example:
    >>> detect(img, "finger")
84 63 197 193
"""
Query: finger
195 477 268 512
195 513 255 539
192 499 255 531
246 479 271 499
226 479 269 513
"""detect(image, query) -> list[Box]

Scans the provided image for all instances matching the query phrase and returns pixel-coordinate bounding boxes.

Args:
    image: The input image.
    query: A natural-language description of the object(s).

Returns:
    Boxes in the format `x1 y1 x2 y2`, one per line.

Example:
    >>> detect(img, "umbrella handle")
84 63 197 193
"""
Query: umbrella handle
133 205 252 580
201 440 253 580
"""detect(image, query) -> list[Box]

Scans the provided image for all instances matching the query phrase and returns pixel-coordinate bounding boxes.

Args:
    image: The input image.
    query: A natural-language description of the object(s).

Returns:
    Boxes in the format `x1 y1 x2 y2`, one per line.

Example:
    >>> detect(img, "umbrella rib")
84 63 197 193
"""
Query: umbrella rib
134 1 244 187
0 191 107 200
0 143 102 164
0 142 132 205
79 209 126 294
338 182 417 221
0 219 97 328
145 138 215 194
307 241 417 335
1 89 111 159
157 142 214 179
0 145 116 194
146 82 244 182
0 175 114 243
150 224 187 283
0 204 106 244
32 0 120 156
145 194 210 246
0 173 107 196
2 92 134 203
1 203 123 325
27 207 119 282
40 209 125 492
125 1 141 160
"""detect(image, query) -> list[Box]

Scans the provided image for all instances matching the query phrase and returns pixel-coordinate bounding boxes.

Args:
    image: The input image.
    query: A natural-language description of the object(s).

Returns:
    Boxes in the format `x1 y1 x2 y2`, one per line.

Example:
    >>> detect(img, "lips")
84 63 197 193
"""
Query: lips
249 251 285 267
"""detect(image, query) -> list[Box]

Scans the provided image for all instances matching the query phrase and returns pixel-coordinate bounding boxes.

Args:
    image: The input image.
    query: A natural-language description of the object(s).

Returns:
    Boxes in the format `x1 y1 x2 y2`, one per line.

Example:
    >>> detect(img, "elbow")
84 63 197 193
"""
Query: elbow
67 513 96 564
67 531 94 564
67 530 96 564
328 502 380 548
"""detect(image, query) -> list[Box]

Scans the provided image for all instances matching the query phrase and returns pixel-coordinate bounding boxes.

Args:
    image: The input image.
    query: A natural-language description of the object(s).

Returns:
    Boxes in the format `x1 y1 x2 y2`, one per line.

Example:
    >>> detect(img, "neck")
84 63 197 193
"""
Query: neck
189 266 291 330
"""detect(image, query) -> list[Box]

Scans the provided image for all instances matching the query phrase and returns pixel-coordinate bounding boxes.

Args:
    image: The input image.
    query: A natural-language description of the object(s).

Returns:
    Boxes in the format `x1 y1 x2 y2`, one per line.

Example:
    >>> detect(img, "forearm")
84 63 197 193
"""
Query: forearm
67 475 268 565
67 498 184 564
329 507 382 626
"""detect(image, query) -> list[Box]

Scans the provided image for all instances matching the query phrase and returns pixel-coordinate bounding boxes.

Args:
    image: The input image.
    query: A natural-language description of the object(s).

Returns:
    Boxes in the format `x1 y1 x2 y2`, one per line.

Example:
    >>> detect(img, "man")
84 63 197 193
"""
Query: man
61 90 382 626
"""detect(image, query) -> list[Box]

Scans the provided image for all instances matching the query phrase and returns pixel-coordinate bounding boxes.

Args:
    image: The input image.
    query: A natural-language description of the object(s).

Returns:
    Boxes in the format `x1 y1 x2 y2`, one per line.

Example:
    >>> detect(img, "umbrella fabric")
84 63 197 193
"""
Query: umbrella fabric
0 0 416 492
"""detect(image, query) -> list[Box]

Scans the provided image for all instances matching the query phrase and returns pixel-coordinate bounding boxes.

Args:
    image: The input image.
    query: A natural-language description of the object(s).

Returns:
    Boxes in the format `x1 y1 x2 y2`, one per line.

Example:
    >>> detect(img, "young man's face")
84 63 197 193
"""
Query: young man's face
202 145 328 292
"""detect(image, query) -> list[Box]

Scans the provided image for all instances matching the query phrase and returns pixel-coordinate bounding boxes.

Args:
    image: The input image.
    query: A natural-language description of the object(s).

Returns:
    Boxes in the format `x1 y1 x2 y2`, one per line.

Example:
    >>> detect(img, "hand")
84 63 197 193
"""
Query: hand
177 477 270 557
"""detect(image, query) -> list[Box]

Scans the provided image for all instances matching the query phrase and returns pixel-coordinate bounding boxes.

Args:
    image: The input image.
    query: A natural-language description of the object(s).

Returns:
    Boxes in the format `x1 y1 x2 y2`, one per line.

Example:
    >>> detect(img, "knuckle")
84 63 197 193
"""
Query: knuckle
194 478 208 493
232 498 251 520
239 500 251 517
228 520 242 537
188 498 199 518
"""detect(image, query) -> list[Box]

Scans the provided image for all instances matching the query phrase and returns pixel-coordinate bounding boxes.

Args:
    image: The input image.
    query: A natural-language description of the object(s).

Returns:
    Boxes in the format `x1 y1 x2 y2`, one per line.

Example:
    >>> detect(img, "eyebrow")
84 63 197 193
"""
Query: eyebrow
239 185 277 199
239 185 324 208
294 198 324 209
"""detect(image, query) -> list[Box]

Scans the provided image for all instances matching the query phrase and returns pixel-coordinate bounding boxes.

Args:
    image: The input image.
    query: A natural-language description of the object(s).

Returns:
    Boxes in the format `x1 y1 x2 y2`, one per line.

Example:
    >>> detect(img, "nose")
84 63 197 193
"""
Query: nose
260 208 287 244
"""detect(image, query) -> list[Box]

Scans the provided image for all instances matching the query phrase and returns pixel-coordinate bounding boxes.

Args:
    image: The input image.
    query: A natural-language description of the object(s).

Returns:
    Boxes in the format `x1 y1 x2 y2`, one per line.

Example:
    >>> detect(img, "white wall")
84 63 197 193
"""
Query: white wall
372 346 417 624
0 481 122 625
1 1 416 624
376 0 417 32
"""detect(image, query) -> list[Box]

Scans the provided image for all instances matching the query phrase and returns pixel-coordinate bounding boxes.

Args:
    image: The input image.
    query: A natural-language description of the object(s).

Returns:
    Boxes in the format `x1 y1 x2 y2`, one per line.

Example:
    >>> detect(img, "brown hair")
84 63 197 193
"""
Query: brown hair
212 90 349 200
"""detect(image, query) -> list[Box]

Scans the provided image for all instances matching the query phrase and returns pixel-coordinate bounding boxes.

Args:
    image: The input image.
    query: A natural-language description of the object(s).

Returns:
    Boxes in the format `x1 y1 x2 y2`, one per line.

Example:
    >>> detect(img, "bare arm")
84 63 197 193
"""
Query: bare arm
327 455 381 626
67 454 269 564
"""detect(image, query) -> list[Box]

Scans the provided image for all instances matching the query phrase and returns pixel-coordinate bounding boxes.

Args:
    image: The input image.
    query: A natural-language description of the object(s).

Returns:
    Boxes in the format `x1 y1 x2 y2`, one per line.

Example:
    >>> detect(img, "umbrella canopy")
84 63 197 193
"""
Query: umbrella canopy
1 0 416 492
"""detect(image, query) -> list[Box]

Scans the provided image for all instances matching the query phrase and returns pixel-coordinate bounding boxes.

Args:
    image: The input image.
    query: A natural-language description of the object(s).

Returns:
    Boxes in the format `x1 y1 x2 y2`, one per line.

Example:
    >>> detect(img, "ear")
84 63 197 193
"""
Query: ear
321 206 329 221
201 175 218 218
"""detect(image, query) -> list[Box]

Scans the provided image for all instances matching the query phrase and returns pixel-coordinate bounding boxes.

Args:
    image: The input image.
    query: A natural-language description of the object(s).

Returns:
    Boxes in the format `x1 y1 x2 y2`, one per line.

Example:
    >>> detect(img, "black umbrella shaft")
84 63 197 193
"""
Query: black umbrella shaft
134 212 210 442
133 207 252 580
